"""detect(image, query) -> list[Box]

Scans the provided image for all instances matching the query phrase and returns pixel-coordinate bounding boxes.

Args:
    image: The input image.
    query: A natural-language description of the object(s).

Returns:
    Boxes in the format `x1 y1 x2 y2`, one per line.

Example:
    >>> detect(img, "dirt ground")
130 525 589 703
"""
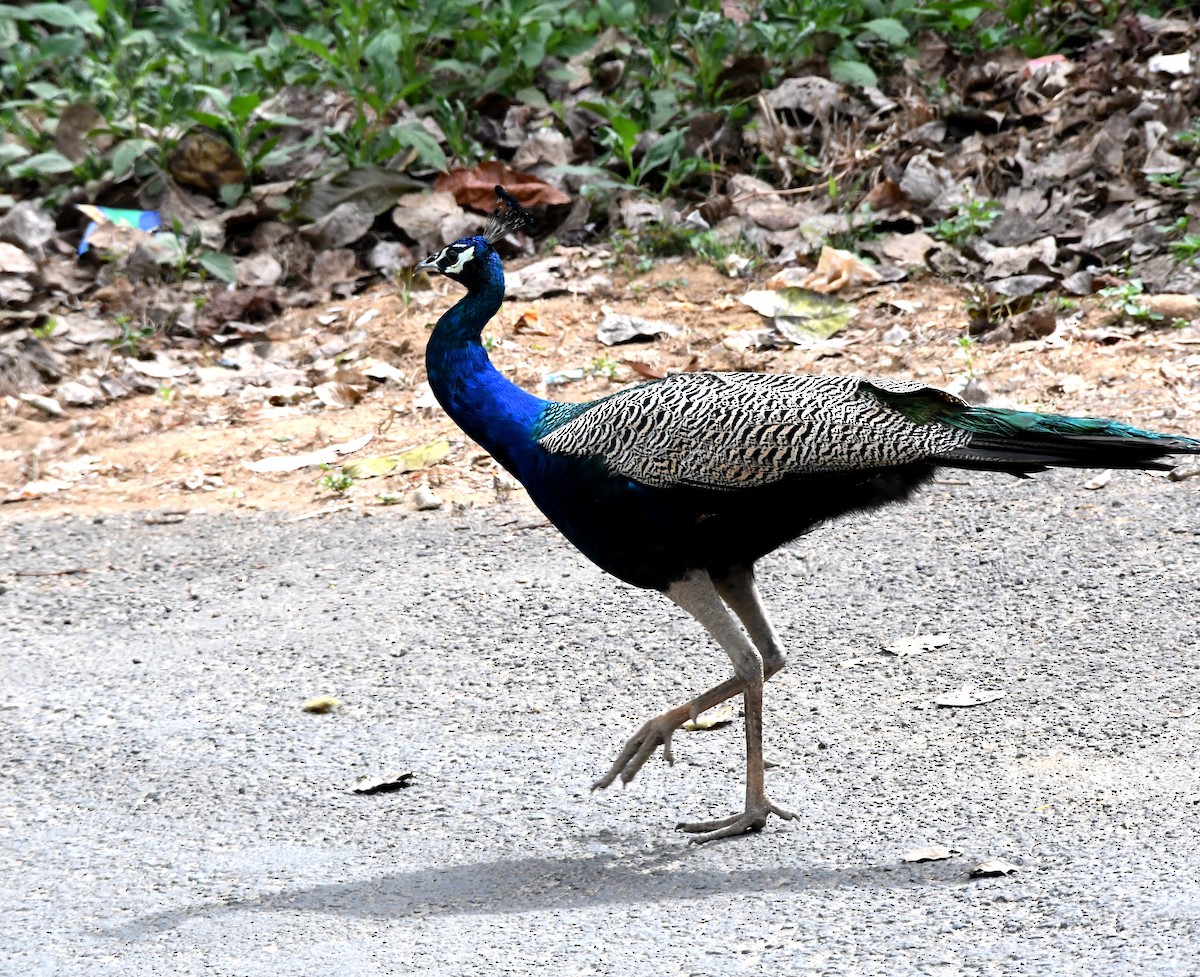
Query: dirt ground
3 256 1199 519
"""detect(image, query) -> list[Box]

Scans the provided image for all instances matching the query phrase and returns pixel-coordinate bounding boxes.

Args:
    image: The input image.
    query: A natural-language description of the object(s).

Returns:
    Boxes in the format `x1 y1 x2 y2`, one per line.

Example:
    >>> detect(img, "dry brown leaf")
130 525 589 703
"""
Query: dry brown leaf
309 249 360 290
682 705 735 731
56 103 108 163
881 633 951 656
435 161 570 212
313 381 362 409
511 308 543 334
351 771 413 794
901 846 961 863
800 246 883 293
303 696 342 713
168 128 246 194
244 432 373 474
204 286 281 326
392 191 478 254
625 360 667 380
970 858 1019 878
0 242 36 275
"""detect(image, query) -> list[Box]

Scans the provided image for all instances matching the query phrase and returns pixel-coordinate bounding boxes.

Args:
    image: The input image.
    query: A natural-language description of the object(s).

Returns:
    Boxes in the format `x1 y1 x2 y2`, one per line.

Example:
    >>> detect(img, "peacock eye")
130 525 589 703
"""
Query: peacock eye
439 244 476 274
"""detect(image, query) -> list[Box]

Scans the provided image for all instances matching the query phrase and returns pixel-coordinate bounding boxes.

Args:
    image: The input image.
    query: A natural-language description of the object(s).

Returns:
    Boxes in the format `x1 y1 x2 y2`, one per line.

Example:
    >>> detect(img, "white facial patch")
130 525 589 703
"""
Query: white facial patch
441 244 475 274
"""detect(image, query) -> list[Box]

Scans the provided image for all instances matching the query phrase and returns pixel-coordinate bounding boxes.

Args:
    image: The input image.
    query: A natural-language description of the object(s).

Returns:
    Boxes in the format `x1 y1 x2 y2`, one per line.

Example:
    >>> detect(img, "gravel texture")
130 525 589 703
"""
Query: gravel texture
2 468 1198 976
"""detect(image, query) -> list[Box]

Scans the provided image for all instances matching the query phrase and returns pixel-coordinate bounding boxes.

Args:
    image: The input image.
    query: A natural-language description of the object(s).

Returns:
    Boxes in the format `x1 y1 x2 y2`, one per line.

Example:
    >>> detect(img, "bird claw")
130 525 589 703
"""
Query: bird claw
676 798 797 844
592 712 684 791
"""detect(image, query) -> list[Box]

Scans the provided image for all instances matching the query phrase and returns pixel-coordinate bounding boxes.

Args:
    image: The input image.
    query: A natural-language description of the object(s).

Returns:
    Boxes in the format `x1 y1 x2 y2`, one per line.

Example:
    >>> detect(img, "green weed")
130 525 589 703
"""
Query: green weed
932 198 1002 244
0 0 1126 206
588 355 621 380
1098 280 1162 323
1169 234 1200 263
319 464 354 494
110 313 153 356
955 334 984 380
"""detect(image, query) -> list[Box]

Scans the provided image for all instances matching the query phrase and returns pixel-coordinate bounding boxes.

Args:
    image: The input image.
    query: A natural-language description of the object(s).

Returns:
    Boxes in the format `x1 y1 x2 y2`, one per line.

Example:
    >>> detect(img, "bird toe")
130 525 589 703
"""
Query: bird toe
677 798 796 843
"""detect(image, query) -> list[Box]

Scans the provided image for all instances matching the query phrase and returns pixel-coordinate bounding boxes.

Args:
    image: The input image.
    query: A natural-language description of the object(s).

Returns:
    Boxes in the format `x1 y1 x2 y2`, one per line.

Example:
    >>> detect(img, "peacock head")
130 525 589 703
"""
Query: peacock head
416 185 532 289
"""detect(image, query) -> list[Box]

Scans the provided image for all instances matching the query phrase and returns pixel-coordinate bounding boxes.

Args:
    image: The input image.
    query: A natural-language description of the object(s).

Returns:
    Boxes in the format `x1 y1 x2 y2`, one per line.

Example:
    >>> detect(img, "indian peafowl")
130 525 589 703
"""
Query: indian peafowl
416 186 1200 843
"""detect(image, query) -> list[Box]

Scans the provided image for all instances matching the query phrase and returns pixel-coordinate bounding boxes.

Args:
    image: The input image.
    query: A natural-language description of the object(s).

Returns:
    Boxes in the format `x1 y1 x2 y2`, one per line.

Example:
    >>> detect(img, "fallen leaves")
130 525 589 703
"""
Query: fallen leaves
302 695 343 713
898 847 1021 880
596 311 680 346
682 705 736 732
901 846 961 863
970 858 1020 878
739 287 855 343
351 771 414 795
313 381 364 410
934 685 1008 709
882 633 952 657
436 161 571 212
392 191 480 255
798 246 883 292
167 128 246 195
244 432 373 474
341 440 451 479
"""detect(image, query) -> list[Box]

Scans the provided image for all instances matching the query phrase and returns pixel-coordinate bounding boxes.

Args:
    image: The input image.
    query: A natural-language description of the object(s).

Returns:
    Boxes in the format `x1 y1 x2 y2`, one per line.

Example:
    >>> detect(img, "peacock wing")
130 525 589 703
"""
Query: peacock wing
536 372 973 490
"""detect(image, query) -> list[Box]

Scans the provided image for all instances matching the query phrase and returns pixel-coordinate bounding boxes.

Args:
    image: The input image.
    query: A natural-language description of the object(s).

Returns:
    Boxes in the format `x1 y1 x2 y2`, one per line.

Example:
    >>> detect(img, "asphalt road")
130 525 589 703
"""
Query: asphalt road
2 468 1198 976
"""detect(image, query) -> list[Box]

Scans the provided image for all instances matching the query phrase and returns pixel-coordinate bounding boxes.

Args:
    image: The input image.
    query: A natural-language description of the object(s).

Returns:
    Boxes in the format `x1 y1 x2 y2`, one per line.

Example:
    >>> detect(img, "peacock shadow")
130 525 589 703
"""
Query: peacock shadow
109 843 953 937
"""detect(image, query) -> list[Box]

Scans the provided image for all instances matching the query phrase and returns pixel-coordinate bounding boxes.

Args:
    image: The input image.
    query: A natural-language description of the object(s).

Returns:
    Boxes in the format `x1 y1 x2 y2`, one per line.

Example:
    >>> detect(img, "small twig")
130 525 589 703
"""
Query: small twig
13 567 91 577
144 510 190 524
512 520 552 532
728 186 820 205
287 503 354 522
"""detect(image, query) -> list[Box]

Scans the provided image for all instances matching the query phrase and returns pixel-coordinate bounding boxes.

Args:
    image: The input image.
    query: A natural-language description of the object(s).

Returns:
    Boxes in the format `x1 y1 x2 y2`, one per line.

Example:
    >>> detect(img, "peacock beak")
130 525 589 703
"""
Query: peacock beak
415 253 439 273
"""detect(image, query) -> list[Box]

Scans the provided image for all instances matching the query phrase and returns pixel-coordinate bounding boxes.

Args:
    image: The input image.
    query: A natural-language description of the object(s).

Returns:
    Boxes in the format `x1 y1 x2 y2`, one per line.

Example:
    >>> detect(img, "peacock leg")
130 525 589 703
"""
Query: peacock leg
710 563 787 678
673 664 796 841
596 568 795 841
591 563 788 793
591 674 748 790
671 562 797 840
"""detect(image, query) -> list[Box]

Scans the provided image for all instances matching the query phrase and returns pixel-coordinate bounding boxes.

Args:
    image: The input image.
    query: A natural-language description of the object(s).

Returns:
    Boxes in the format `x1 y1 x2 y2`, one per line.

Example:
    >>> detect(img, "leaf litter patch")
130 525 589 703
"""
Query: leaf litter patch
2 257 1197 517
5 12 1200 412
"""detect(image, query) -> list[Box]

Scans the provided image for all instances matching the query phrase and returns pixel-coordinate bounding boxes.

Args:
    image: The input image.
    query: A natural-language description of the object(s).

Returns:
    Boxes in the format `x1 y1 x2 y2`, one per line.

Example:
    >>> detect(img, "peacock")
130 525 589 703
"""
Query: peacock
415 186 1200 843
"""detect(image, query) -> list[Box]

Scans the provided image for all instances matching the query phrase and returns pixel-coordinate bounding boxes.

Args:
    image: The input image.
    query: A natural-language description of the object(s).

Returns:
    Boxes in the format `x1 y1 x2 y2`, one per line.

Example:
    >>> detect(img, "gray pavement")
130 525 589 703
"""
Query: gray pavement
2 468 1198 976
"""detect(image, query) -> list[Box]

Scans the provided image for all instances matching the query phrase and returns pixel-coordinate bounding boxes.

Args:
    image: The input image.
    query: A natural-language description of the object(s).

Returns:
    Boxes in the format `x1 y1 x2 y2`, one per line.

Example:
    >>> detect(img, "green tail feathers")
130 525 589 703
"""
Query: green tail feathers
871 382 1200 472
949 406 1194 445
942 406 1200 471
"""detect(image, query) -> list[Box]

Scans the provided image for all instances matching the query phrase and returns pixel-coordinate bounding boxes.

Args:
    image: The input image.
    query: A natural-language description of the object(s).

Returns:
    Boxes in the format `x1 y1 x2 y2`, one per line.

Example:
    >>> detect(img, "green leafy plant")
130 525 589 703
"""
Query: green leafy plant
955 334 984 380
154 222 238 284
1169 233 1200 263
588 355 621 380
1098 280 1162 323
319 464 354 494
932 198 1002 244
110 313 154 357
583 104 690 193
1174 118 1200 149
628 223 757 273
1147 171 1186 190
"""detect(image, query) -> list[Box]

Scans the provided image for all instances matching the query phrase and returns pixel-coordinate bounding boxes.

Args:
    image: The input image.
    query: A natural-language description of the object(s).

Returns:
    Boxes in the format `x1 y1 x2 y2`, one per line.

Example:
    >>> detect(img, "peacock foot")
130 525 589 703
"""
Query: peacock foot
676 797 797 844
592 708 690 790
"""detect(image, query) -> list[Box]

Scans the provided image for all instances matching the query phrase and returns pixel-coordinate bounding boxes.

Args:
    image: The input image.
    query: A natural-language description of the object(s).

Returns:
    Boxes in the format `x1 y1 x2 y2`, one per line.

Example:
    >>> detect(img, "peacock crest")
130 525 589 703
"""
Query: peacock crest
419 185 532 277
483 185 533 243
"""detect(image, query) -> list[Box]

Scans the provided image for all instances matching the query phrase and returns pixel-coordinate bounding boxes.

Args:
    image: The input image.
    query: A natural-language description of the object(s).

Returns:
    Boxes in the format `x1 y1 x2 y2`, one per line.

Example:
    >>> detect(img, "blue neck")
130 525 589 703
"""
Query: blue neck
424 256 549 474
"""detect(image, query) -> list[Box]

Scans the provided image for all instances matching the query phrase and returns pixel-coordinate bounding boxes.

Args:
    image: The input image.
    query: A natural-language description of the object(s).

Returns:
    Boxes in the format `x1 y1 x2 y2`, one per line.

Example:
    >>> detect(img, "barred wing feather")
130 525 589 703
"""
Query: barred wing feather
536 372 972 490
